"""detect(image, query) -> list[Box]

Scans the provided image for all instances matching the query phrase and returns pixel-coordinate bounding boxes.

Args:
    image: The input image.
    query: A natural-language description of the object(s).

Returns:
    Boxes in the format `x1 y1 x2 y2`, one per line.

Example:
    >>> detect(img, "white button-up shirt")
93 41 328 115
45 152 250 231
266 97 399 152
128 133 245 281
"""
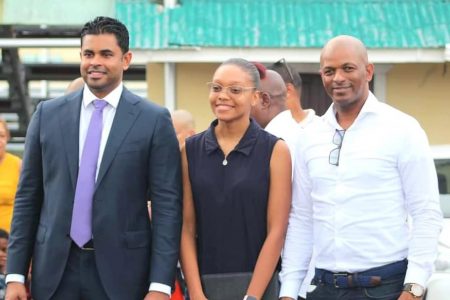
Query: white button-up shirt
79 83 121 179
279 92 442 298
265 109 319 167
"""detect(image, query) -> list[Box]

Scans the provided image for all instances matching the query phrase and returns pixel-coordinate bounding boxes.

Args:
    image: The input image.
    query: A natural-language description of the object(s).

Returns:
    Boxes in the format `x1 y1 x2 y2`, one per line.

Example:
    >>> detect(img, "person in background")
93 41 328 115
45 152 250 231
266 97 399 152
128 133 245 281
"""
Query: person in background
252 64 316 300
0 119 22 233
5 16 181 300
251 68 305 150
171 109 196 300
0 229 8 299
171 109 196 150
180 58 292 300
65 77 85 95
279 35 442 300
250 69 287 129
269 59 317 127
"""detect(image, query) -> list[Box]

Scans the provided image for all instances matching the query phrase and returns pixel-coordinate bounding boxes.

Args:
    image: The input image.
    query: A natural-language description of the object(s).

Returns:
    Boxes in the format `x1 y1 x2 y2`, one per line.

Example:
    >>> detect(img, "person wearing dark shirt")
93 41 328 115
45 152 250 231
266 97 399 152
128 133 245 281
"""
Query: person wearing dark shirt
180 58 292 300
0 229 8 299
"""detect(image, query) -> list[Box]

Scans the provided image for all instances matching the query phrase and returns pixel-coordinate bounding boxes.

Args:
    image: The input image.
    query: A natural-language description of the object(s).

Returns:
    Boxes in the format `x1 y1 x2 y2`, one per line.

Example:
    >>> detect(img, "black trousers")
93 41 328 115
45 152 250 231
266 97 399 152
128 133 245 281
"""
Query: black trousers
50 243 109 300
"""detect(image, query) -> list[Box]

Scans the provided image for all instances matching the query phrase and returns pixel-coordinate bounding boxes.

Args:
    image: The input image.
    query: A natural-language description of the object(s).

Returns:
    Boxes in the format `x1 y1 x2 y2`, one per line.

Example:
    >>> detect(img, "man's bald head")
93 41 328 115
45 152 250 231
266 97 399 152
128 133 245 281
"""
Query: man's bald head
171 109 195 149
172 110 195 129
65 77 85 95
260 70 287 102
250 70 288 128
320 35 369 67
319 35 374 117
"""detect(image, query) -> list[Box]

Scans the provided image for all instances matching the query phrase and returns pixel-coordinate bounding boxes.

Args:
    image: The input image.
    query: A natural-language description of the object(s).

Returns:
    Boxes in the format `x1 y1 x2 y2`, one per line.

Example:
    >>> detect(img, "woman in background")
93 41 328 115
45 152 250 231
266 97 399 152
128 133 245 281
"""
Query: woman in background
0 119 22 232
180 58 292 300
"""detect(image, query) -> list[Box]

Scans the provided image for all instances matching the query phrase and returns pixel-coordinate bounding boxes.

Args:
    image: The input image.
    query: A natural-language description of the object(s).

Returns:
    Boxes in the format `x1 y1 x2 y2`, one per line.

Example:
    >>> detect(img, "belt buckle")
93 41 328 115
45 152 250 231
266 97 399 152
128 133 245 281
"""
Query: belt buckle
333 273 349 288
80 240 94 250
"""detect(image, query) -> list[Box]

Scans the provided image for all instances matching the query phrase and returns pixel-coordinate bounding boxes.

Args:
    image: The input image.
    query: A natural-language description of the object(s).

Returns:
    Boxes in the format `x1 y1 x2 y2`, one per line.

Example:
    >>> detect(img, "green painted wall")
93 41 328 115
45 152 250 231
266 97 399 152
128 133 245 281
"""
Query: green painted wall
2 0 114 25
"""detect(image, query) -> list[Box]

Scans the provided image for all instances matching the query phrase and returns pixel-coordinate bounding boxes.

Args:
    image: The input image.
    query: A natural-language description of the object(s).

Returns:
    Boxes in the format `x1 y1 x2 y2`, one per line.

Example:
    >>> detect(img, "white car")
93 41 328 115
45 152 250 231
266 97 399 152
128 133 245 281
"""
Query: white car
425 145 450 299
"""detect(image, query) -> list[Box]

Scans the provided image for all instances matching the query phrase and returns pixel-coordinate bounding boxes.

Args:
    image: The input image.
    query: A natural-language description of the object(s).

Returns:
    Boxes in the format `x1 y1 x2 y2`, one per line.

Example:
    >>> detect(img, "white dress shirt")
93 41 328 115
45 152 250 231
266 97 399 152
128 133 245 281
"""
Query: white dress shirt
265 109 318 165
79 83 120 177
265 109 318 143
7 83 171 297
279 92 443 298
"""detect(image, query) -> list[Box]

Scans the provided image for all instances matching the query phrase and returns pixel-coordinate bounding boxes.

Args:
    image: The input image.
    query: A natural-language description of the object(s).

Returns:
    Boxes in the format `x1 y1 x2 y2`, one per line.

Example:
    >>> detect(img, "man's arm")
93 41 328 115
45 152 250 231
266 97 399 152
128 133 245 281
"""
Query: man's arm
147 108 182 288
279 138 314 299
398 124 442 287
6 103 44 299
7 102 44 277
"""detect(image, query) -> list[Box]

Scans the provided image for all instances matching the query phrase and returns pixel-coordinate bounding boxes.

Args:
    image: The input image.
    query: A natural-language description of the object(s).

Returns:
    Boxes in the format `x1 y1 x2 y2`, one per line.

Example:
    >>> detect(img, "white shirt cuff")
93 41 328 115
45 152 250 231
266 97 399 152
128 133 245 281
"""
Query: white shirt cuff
279 279 301 299
149 282 172 297
5 274 26 284
404 260 430 288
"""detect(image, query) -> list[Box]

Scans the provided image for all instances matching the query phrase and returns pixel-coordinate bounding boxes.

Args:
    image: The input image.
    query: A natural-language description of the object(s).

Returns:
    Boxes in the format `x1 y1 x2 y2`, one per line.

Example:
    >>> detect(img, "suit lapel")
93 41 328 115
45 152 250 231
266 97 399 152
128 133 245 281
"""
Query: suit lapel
96 88 140 187
59 91 82 190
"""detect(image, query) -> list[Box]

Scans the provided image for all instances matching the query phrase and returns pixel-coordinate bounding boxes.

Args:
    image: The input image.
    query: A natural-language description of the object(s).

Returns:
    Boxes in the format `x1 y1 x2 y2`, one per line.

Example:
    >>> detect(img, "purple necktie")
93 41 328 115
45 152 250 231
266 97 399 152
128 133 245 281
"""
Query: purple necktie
70 99 108 247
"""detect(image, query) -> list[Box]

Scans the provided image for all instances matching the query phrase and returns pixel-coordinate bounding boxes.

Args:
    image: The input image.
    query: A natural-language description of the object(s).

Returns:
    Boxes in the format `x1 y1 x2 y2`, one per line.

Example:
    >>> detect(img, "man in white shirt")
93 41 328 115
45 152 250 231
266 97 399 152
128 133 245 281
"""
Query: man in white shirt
279 35 442 300
269 59 318 129
251 69 317 159
250 70 288 129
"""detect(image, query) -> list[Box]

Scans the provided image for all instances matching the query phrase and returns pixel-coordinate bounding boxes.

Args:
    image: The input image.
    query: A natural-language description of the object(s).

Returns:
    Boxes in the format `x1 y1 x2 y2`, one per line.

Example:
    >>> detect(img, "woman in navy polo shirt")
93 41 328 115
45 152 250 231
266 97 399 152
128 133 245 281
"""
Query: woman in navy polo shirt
180 58 292 300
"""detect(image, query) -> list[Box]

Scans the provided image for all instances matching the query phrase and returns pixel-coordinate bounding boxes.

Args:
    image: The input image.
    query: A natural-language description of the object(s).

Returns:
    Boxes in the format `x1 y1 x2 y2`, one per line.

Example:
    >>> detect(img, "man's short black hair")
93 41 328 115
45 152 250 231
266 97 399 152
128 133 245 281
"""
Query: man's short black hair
269 58 303 94
81 16 129 54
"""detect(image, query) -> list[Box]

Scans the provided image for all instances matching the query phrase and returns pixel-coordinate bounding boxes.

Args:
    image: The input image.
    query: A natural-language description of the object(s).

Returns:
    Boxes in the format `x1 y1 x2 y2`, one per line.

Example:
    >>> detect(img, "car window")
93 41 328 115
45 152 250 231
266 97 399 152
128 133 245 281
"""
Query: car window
435 158 450 218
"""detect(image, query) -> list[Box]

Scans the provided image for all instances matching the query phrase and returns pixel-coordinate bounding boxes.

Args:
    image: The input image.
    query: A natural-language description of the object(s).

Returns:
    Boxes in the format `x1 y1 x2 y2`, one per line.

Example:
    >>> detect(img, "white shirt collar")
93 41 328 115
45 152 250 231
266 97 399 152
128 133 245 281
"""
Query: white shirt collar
323 91 379 129
297 109 317 128
82 83 123 109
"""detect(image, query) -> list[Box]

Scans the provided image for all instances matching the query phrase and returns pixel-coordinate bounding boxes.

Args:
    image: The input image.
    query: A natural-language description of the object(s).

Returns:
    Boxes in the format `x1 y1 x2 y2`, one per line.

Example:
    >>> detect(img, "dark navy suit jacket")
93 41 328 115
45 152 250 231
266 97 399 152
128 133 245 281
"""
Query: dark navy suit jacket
7 87 182 300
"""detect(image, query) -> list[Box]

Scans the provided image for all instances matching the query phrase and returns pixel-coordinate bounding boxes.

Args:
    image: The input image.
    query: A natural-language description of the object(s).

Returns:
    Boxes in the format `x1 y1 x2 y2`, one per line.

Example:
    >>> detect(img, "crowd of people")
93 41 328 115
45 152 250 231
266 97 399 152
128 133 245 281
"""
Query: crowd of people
0 16 443 300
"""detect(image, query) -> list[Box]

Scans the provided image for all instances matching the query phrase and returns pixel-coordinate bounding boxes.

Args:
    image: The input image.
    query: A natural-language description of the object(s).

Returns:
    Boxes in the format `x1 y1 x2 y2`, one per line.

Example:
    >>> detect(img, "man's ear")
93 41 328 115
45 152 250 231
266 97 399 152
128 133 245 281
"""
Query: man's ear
122 51 133 71
285 83 295 98
366 63 374 82
260 92 271 109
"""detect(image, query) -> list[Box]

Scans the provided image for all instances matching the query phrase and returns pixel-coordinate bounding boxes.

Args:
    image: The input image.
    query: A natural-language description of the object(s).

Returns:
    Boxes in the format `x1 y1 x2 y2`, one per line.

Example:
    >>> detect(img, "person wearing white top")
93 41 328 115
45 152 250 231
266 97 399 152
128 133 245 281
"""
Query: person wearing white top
279 35 442 300
269 58 314 127
251 69 318 165
265 108 318 154
250 70 289 134
267 60 319 300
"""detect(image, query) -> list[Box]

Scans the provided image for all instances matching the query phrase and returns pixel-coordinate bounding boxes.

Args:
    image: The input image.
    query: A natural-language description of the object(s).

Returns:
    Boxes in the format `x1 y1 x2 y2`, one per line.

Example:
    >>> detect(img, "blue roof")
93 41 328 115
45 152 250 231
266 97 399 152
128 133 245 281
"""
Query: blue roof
116 0 450 49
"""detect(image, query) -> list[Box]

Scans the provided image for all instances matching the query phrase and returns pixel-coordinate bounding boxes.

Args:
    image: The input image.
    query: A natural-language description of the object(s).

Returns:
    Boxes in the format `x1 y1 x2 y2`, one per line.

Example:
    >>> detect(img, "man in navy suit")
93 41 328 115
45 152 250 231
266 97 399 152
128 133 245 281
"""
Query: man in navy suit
5 16 182 300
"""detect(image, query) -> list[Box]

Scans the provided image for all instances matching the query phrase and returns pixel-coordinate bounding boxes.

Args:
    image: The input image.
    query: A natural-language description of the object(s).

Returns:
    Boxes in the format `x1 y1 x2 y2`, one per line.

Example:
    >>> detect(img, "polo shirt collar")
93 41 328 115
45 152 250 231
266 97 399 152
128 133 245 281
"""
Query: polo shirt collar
204 119 260 156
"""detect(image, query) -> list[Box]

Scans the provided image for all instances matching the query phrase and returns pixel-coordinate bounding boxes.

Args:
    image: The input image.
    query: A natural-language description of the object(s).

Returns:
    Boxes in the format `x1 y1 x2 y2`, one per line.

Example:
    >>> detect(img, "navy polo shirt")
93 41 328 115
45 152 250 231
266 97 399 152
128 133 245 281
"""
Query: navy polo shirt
185 119 279 275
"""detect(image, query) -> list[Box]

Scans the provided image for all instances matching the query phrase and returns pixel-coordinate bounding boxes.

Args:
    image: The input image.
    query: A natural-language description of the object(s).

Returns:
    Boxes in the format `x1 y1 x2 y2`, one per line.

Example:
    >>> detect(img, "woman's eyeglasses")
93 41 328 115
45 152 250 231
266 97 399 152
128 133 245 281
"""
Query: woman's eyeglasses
207 82 256 96
329 129 346 166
